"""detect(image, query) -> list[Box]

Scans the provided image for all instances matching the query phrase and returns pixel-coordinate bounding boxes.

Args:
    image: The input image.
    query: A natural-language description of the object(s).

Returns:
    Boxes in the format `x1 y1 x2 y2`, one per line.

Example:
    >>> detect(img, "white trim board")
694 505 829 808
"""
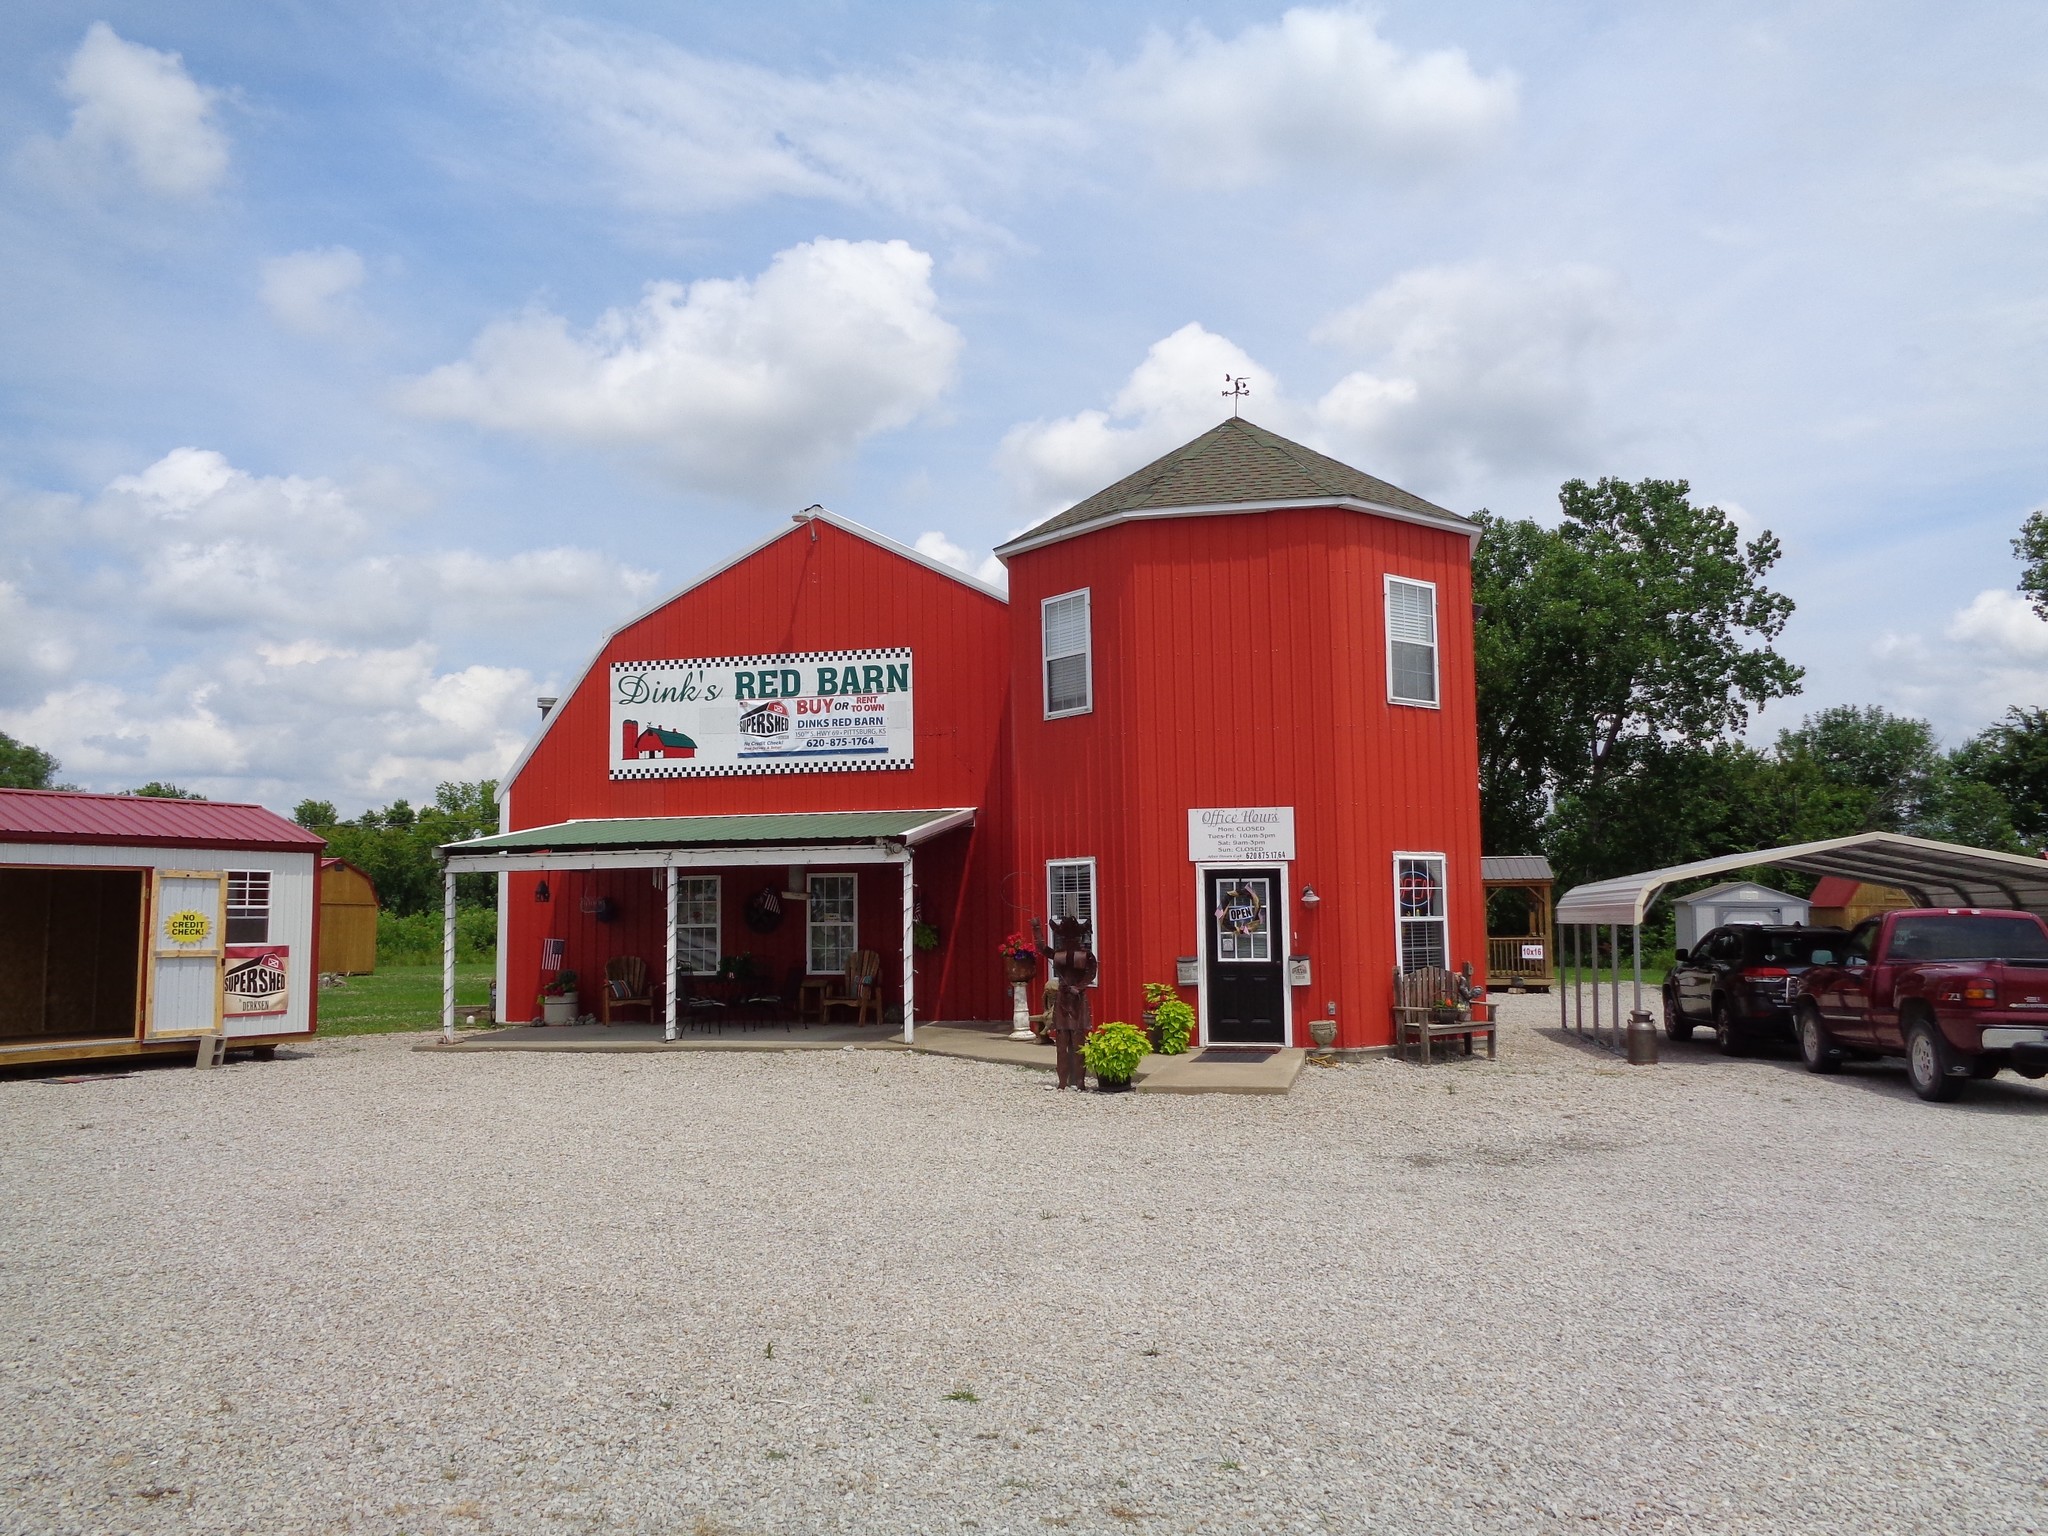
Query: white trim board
994 496 1481 561
444 844 910 875
1192 860 1293 1049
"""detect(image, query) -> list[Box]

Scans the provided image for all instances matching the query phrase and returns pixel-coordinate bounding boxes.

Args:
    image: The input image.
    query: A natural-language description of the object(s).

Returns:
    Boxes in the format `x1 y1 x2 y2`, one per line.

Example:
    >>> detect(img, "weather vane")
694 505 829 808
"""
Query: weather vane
1223 374 1250 416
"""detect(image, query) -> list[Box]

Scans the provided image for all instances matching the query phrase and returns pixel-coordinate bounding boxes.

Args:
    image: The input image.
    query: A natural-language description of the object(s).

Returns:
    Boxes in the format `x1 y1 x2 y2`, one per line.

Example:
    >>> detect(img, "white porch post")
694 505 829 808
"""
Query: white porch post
664 866 679 1043
901 852 915 1044
441 868 457 1044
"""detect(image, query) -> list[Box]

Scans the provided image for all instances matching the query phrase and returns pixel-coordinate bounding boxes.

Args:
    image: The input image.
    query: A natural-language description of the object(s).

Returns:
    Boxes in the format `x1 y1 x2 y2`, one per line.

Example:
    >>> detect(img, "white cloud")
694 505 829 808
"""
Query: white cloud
913 531 1007 590
21 22 229 198
403 238 962 499
1918 155 2048 215
485 8 1511 230
0 451 659 807
502 22 1070 231
260 247 367 334
1111 6 1517 188
1311 262 1632 485
1871 589 2048 741
997 267 1625 517
998 324 1277 517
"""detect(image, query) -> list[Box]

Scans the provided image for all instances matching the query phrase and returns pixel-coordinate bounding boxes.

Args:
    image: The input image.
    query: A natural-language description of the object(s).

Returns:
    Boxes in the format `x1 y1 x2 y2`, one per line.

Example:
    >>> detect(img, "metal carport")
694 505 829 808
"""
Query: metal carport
1551 833 2048 1049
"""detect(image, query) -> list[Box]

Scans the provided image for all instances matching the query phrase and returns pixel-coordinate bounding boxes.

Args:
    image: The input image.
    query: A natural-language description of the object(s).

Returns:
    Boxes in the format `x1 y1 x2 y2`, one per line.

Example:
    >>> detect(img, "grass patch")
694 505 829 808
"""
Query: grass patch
942 1388 980 1403
316 965 494 1037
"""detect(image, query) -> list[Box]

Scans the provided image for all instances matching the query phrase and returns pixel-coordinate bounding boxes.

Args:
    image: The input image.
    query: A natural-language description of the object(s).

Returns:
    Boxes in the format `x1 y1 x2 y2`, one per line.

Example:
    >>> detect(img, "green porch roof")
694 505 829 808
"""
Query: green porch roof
442 808 974 856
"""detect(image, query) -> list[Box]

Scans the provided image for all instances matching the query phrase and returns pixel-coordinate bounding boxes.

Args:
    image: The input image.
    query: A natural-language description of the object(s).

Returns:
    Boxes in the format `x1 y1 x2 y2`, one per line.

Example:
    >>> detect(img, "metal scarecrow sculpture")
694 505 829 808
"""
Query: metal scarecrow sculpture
1037 912 1098 1090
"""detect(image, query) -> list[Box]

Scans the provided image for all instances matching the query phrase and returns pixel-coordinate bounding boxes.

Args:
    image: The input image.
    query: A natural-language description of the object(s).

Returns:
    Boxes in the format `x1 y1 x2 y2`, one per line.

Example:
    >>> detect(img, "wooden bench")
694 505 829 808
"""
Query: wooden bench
1391 963 1496 1064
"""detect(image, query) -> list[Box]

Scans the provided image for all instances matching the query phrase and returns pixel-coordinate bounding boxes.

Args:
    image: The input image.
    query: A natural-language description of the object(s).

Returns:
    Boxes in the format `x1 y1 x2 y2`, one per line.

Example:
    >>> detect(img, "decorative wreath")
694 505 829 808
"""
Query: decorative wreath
1215 882 1265 936
743 886 785 934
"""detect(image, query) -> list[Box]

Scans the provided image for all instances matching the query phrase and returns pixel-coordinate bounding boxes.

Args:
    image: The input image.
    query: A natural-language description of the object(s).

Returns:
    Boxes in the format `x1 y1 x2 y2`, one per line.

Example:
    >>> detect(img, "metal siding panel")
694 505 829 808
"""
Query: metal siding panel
1007 503 1481 1049
506 520 1012 1021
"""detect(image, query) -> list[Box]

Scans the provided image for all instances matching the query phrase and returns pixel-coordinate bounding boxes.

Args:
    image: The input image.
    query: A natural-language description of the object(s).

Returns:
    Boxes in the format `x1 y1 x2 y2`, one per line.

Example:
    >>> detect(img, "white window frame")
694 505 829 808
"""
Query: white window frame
1045 857 1099 984
1384 575 1440 709
225 870 271 945
1393 852 1450 973
807 872 858 975
1042 588 1093 718
673 874 722 975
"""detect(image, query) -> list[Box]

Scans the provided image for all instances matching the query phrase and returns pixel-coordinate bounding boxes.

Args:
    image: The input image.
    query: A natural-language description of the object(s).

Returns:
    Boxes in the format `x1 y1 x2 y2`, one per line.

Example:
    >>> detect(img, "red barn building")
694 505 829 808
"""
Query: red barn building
456 417 1483 1051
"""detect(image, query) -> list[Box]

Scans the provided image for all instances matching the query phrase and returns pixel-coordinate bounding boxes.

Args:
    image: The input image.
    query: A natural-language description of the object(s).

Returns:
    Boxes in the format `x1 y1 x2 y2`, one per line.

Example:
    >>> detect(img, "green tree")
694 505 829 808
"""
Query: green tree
2012 508 2048 619
131 781 207 800
1771 706 1940 838
1950 707 2048 848
311 780 499 916
0 730 61 789
1474 477 1803 878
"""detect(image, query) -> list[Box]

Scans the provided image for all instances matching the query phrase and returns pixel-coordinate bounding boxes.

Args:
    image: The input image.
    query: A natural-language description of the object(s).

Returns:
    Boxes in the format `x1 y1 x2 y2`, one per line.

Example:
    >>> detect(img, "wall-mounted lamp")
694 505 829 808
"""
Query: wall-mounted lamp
533 878 551 904
1300 886 1320 906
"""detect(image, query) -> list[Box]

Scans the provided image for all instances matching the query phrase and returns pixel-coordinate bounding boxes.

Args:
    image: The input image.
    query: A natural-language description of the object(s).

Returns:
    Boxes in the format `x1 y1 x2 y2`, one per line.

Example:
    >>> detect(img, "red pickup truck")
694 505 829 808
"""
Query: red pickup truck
1794 908 2048 1100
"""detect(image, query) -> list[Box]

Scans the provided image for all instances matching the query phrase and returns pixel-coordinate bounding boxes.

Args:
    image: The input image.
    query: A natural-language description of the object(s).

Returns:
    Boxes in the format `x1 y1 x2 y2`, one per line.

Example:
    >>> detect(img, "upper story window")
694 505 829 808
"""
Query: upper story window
226 871 271 944
1042 589 1092 718
1385 577 1439 707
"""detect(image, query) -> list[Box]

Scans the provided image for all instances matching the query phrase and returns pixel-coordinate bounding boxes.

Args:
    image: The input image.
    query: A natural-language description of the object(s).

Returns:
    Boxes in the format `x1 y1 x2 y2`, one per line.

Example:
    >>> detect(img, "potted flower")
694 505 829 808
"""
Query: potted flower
1081 1020 1149 1092
1152 998 1194 1055
1431 991 1466 1027
540 968 580 1026
999 932 1039 984
1141 981 1176 1046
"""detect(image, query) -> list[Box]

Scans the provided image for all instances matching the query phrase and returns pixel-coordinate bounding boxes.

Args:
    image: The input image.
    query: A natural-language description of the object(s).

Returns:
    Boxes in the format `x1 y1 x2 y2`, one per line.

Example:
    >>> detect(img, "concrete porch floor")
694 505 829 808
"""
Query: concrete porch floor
423 1019 1304 1094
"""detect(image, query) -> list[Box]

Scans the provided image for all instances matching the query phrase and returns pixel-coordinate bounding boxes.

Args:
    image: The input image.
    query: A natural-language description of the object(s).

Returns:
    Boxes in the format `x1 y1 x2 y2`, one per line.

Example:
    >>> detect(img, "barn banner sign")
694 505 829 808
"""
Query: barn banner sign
611 648 914 779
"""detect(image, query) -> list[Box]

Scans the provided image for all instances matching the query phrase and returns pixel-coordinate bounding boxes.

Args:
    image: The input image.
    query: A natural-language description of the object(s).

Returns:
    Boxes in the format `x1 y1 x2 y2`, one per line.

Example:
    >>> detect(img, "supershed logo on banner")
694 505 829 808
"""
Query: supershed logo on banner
611 648 914 778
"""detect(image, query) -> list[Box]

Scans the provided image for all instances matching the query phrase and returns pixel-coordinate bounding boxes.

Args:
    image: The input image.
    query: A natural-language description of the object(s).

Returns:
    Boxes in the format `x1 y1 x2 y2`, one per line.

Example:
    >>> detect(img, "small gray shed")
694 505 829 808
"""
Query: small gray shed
1673 880 1810 951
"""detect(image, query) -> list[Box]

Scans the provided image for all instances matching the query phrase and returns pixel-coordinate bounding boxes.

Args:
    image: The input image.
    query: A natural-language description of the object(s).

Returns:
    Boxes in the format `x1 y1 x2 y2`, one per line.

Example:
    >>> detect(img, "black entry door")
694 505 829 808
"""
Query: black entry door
1204 868 1285 1044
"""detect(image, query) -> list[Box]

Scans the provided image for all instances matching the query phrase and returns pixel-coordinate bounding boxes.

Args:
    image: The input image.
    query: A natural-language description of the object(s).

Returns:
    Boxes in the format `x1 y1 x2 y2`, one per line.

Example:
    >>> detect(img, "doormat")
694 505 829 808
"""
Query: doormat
1196 1047 1280 1063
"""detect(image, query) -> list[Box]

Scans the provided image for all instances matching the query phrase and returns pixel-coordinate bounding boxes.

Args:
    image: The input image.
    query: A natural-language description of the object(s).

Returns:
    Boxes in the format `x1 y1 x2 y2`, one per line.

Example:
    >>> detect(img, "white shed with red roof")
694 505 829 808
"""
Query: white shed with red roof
0 788 325 1068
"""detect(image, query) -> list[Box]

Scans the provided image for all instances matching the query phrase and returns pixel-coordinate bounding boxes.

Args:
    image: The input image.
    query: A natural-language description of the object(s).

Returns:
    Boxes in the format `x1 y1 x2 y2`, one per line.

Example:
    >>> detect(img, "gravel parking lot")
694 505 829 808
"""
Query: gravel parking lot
3 994 2043 1536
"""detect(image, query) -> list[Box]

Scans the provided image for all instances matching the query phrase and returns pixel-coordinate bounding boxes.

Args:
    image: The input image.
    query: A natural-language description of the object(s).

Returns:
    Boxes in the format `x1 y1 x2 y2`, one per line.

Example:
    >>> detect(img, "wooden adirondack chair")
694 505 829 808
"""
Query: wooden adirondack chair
819 949 883 1026
601 955 655 1025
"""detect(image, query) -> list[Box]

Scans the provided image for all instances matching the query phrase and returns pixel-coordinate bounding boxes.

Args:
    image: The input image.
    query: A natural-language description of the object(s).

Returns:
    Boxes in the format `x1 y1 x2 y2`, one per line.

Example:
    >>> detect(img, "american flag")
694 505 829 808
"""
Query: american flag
541 937 565 970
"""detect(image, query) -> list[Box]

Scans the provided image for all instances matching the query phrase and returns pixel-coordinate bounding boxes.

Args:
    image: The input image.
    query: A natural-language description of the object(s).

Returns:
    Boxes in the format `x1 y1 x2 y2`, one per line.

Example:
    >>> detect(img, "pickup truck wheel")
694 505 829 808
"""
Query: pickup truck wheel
1905 1018 1963 1102
1713 998 1747 1056
1662 990 1692 1042
1797 1005 1841 1074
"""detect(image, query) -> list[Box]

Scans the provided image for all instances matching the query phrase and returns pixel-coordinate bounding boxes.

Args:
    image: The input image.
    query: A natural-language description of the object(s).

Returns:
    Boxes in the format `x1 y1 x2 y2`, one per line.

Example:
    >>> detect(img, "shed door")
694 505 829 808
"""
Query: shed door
148 871 226 1038
1720 907 1780 927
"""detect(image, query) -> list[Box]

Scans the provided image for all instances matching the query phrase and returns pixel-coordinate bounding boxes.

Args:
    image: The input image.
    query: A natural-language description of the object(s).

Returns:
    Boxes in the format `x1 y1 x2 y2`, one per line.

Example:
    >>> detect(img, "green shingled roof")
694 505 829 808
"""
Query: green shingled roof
442 809 973 856
998 416 1470 552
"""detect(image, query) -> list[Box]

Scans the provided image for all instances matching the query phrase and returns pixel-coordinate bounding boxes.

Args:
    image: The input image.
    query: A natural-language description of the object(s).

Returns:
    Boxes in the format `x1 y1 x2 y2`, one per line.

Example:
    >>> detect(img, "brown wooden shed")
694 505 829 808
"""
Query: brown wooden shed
1483 855 1555 991
318 858 379 974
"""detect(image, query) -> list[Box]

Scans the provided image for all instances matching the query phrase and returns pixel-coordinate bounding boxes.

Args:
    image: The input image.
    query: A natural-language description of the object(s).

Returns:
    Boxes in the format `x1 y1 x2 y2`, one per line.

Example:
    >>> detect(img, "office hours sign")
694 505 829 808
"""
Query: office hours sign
611 648 914 778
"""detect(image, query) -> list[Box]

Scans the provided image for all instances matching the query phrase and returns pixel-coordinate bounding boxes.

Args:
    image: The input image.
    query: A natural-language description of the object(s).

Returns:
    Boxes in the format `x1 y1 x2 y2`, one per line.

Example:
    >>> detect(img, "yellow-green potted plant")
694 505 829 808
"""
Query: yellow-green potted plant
1082 1019 1149 1093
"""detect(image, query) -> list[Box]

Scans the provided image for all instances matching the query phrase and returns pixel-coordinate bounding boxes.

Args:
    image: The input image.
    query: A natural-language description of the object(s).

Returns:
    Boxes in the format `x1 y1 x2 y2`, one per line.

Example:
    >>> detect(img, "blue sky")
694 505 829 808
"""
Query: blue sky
2 2 2045 811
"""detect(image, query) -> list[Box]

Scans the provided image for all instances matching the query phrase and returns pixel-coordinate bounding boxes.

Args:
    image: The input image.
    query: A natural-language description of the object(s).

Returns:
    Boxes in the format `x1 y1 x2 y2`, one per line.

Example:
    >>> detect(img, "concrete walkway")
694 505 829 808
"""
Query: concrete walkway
421 1019 1304 1094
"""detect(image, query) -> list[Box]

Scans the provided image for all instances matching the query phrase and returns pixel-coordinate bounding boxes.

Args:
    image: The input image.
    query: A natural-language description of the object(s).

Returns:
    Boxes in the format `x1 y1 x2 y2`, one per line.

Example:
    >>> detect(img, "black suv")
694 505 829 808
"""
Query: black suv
1663 924 1852 1054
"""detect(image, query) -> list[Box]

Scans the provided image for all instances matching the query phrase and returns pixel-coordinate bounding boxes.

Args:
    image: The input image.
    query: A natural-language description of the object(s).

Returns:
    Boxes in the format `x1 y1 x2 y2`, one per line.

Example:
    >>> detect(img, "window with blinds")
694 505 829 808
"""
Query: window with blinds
1385 576 1439 706
1042 589 1092 717
226 870 271 943
1046 858 1098 981
1395 854 1449 972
